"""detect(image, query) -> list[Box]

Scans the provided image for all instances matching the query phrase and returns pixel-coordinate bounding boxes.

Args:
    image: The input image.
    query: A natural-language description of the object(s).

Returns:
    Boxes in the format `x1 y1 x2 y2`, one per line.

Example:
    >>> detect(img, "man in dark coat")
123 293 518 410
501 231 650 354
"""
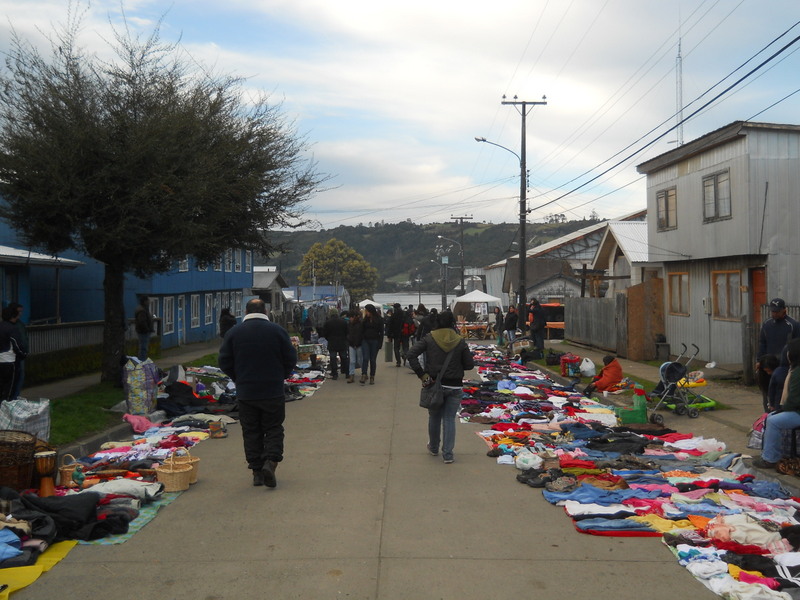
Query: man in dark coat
503 305 518 344
757 298 800 411
321 308 348 380
218 298 297 488
387 302 410 367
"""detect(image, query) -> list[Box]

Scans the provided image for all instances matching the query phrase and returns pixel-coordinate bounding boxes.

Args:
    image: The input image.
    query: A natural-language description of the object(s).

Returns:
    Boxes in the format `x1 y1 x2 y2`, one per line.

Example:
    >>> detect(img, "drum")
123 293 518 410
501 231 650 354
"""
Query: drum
34 450 57 497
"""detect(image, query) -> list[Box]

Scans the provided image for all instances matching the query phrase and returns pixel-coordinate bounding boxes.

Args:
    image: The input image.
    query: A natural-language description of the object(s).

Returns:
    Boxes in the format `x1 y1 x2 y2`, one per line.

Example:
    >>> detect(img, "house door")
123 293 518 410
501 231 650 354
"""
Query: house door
177 296 185 346
751 267 766 324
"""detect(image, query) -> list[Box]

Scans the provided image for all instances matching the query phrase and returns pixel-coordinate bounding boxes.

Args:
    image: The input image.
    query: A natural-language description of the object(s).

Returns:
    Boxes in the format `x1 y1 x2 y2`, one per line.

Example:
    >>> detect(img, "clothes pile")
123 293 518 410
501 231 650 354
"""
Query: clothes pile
461 344 800 600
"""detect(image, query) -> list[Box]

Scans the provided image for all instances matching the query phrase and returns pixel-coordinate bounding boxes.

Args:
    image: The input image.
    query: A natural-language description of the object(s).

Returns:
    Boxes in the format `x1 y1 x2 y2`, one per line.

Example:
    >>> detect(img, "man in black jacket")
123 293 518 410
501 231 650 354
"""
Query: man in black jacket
321 308 348 380
407 310 474 464
219 299 297 488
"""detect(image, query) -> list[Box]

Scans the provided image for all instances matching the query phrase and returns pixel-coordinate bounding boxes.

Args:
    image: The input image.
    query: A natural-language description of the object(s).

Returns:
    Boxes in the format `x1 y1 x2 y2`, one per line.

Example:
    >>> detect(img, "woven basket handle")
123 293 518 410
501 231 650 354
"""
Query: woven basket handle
60 453 77 467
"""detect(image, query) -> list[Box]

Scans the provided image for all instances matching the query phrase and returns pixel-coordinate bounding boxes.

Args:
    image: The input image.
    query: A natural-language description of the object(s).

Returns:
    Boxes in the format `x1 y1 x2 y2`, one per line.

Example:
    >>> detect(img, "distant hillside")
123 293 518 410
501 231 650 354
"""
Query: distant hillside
260 218 601 293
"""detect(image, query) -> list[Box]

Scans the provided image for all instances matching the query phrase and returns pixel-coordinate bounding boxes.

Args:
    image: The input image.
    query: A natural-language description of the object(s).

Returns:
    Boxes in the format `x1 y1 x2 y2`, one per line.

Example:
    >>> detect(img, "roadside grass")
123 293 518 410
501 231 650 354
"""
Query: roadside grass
49 382 125 448
50 353 223 448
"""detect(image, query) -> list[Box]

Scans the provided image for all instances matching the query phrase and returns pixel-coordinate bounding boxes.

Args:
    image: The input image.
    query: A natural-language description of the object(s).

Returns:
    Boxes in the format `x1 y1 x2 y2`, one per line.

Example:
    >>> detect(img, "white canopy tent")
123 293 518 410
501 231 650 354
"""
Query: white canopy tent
449 290 502 318
358 298 377 308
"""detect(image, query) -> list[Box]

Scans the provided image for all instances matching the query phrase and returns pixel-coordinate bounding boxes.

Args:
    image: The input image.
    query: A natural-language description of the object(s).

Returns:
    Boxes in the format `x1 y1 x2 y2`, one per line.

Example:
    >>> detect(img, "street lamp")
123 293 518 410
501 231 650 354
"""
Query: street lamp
430 259 447 310
437 235 465 295
414 272 422 305
474 135 527 322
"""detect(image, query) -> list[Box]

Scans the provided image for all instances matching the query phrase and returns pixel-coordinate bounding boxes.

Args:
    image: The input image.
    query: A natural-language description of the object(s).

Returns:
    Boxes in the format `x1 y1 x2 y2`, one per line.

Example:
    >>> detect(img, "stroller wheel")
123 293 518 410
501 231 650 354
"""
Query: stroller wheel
649 413 664 426
687 407 700 419
674 403 687 416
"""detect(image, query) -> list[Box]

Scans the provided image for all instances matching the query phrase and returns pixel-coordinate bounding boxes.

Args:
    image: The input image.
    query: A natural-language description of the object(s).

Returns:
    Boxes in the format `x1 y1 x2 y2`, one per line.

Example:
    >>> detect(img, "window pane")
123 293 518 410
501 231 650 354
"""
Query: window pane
717 172 731 217
703 178 715 218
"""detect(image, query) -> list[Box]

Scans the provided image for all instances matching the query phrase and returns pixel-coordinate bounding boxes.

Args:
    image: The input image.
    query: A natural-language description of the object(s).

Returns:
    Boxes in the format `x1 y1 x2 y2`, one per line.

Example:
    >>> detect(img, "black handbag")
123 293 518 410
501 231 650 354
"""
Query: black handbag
419 347 457 410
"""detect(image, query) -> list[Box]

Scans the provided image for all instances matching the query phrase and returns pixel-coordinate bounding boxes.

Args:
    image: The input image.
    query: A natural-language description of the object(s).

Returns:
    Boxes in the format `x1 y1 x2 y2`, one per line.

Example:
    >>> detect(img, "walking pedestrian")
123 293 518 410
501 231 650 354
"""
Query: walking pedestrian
407 310 474 464
8 303 27 399
134 295 154 361
321 308 348 380
218 298 297 488
359 304 383 385
346 308 363 383
503 305 518 345
529 299 547 355
218 307 237 338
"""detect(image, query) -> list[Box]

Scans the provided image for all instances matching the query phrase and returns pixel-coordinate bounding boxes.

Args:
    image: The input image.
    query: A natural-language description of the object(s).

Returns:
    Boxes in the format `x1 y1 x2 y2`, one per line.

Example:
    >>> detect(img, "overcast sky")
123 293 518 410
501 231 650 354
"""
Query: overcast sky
2 1 798 230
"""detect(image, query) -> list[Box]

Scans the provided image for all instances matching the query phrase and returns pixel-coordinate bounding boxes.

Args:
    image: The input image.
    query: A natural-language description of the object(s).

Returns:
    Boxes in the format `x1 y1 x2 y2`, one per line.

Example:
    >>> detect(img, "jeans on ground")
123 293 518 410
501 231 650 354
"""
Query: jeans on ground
348 346 361 376
329 348 348 377
428 387 463 461
505 329 516 344
393 336 410 364
237 396 286 470
361 339 380 377
762 409 800 463
137 333 150 361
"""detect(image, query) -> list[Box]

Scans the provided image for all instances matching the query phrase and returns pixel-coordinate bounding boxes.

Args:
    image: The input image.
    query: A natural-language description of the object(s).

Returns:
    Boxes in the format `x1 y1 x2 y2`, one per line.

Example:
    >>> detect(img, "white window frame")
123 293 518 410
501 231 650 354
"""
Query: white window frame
225 249 233 272
235 250 242 272
234 291 243 317
190 294 200 328
178 255 189 272
163 296 175 334
214 255 222 271
205 293 214 325
245 251 252 272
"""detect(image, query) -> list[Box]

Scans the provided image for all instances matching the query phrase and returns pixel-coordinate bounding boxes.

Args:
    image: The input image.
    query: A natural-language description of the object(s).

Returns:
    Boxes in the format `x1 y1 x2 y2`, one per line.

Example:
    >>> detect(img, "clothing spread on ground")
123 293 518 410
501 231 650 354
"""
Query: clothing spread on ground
464 344 800 600
0 356 325 595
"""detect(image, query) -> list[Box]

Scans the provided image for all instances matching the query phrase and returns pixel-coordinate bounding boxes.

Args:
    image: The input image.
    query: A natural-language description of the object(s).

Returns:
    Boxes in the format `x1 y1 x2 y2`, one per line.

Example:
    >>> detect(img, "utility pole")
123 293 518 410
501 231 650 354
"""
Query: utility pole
451 215 472 295
501 95 546 330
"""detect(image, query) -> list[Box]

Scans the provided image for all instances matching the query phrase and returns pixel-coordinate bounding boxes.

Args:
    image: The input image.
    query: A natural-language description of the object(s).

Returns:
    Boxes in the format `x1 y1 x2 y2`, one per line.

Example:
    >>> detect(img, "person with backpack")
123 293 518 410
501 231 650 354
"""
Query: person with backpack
387 303 413 367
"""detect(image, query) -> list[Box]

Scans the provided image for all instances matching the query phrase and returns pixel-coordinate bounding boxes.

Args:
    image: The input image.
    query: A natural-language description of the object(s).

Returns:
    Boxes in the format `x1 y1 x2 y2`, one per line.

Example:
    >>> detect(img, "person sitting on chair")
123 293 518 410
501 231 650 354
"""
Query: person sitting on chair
583 355 623 397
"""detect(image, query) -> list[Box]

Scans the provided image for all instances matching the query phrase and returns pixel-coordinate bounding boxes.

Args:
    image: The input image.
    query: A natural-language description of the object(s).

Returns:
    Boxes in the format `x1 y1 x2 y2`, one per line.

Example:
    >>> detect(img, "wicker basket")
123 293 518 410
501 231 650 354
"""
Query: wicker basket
0 430 36 491
155 456 192 492
171 447 200 484
58 453 78 487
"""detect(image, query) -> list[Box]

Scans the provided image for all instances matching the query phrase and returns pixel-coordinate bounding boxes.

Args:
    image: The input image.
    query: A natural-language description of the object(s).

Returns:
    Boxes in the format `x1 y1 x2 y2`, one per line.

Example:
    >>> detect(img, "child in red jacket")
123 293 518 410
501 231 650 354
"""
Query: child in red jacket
583 355 623 397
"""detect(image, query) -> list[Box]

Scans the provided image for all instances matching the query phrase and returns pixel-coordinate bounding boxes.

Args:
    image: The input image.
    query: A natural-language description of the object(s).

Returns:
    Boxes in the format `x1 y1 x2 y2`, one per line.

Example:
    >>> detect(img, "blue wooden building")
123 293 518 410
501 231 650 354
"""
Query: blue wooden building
0 222 253 349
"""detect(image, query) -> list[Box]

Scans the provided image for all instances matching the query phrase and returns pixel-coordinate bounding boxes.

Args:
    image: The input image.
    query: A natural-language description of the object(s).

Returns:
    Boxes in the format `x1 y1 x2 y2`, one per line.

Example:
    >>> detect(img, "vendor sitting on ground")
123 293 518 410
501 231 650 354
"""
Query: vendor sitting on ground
754 338 800 469
583 355 623 397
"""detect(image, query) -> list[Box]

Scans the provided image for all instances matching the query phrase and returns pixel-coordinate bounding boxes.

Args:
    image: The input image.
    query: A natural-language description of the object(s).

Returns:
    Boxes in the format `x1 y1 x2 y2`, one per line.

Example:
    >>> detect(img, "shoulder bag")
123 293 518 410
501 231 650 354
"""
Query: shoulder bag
419 346 457 410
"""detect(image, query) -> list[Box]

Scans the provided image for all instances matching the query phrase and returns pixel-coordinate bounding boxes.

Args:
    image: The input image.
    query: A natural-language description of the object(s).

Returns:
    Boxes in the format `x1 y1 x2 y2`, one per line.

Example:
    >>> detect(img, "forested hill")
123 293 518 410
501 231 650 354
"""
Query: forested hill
263 218 601 293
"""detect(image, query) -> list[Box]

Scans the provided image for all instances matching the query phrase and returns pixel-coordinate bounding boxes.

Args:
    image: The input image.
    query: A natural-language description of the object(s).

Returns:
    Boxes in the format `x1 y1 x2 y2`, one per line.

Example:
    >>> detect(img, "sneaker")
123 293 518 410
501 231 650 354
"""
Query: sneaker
252 469 265 486
752 457 778 469
426 444 438 456
262 462 277 488
443 456 454 464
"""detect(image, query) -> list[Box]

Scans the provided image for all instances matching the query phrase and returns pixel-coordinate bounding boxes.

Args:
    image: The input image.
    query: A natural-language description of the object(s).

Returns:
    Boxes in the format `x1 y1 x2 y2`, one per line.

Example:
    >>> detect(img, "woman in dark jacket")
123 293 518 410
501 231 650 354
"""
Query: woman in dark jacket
346 309 363 383
407 310 474 464
359 304 384 385
219 307 237 338
493 306 504 346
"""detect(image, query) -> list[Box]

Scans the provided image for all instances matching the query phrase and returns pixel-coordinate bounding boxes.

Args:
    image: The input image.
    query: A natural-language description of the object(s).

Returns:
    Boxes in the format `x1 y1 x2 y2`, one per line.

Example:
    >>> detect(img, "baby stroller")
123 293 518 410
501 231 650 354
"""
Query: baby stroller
648 343 716 425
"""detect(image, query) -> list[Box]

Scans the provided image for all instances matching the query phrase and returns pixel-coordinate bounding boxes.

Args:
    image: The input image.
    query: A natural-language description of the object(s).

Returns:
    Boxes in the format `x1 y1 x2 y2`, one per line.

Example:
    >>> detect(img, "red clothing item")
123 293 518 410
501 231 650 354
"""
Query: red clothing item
592 359 623 391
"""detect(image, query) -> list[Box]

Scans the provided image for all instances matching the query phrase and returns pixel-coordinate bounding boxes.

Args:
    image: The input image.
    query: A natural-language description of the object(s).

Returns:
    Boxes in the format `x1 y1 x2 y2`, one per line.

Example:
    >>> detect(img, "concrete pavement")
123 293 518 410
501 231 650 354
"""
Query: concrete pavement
11 338 783 600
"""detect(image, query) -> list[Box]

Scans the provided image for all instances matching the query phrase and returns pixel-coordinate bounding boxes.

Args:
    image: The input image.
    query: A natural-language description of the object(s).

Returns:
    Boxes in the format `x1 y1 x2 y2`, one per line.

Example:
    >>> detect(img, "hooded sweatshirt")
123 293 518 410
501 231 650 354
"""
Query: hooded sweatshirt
406 328 474 387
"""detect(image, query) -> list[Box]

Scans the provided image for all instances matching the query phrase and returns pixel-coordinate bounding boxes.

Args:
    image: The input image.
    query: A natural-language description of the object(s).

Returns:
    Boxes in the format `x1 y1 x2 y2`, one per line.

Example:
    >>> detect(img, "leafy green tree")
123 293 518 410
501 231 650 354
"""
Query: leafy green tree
299 239 377 302
0 10 323 381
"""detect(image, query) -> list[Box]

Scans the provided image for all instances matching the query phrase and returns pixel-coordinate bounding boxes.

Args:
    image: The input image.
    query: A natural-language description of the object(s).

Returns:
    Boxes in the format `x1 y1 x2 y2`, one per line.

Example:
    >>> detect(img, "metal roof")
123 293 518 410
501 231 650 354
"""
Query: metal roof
0 245 83 268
